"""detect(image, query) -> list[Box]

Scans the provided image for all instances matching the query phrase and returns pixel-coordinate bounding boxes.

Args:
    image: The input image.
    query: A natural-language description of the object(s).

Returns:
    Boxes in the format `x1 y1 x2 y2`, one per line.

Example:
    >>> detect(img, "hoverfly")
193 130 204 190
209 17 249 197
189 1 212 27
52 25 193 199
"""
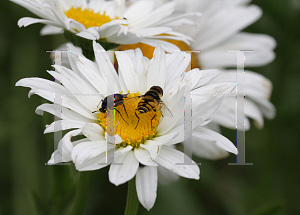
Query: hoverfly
93 93 129 125
127 86 173 129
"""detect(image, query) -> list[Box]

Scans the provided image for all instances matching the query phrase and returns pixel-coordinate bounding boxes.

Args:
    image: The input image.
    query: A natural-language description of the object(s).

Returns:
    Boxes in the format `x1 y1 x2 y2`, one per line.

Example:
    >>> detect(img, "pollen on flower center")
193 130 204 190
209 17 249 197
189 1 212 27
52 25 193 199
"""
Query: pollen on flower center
96 92 161 149
65 7 116 29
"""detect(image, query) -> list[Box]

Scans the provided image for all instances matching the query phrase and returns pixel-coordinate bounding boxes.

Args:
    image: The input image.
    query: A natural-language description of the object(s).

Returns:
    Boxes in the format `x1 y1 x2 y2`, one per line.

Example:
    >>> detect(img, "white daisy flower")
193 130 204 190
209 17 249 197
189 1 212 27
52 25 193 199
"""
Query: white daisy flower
124 0 276 132
11 0 199 52
16 41 237 210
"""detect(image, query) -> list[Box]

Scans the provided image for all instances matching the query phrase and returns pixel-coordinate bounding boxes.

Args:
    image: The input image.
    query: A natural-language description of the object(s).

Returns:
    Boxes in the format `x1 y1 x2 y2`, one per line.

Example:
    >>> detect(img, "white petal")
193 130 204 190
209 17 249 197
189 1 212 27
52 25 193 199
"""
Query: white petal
252 97 276 120
210 70 275 122
192 82 236 121
133 27 172 37
140 140 160 161
40 25 63 35
72 141 114 171
200 33 276 69
194 5 262 50
47 129 82 164
47 137 88 164
141 39 180 54
147 46 167 90
109 150 139 186
82 123 105 141
211 98 251 130
190 69 221 90
44 120 86 133
28 88 96 119
165 51 191 86
92 41 120 93
192 136 230 160
76 30 98 40
18 17 58 28
115 51 139 92
195 138 231 157
35 103 92 122
105 30 143 44
16 77 70 96
131 2 176 29
115 146 133 157
47 149 68 164
136 166 158 211
71 55 108 95
157 86 186 135
124 0 155 22
193 127 238 155
245 99 264 128
134 148 158 166
152 131 179 146
154 146 200 179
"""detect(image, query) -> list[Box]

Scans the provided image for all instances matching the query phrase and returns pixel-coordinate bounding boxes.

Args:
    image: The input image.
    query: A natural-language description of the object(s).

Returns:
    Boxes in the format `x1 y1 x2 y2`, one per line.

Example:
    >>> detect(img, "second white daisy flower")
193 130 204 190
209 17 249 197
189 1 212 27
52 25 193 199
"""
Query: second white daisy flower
11 0 199 52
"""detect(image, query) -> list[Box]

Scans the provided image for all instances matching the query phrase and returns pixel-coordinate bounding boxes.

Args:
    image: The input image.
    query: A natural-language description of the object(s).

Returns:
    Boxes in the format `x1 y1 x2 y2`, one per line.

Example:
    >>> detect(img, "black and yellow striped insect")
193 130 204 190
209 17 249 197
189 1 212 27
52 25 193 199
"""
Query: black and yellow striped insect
131 86 173 129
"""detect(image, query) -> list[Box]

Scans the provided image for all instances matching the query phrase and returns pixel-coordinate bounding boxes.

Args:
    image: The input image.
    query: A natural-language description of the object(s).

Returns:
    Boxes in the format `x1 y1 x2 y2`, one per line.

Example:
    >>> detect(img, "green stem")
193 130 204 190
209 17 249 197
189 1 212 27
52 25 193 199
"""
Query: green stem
124 178 139 215
69 172 90 215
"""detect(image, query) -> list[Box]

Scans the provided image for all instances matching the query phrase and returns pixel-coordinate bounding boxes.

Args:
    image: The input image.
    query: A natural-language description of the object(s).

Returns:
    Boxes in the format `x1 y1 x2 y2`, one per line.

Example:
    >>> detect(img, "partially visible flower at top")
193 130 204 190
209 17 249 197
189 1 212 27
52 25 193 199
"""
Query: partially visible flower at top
11 0 200 52
16 41 237 210
123 0 276 132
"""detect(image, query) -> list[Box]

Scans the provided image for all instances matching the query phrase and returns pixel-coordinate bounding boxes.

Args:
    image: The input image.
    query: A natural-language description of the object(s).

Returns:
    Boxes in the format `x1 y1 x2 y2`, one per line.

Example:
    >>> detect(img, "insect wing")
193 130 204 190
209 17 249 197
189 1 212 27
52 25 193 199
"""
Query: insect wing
157 101 173 118
122 96 142 107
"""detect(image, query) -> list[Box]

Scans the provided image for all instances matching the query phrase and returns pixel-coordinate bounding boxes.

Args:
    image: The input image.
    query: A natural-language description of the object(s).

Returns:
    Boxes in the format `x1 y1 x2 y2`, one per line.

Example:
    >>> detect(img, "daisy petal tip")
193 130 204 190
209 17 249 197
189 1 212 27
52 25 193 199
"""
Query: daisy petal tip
115 134 123 144
234 148 238 155
43 126 50 134
28 90 35 98
144 204 153 211
109 175 127 187
15 80 22 87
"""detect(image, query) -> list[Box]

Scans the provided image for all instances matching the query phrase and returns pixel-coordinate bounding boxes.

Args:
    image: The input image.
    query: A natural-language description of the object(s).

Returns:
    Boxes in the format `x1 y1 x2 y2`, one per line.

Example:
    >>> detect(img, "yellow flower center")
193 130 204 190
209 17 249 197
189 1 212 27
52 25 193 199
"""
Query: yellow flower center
96 92 161 149
117 37 202 69
65 7 117 29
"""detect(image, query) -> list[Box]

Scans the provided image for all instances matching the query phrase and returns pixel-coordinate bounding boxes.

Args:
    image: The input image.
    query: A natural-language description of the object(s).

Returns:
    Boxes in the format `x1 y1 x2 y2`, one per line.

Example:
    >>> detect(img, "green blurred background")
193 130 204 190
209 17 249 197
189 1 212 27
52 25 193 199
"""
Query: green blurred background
1 0 300 214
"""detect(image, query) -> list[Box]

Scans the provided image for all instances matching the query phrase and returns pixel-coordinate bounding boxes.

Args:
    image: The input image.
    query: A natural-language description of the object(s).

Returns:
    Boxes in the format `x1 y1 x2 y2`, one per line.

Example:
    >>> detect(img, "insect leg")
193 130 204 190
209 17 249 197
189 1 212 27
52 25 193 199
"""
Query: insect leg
122 104 128 117
150 109 156 130
114 108 129 125
135 111 140 129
